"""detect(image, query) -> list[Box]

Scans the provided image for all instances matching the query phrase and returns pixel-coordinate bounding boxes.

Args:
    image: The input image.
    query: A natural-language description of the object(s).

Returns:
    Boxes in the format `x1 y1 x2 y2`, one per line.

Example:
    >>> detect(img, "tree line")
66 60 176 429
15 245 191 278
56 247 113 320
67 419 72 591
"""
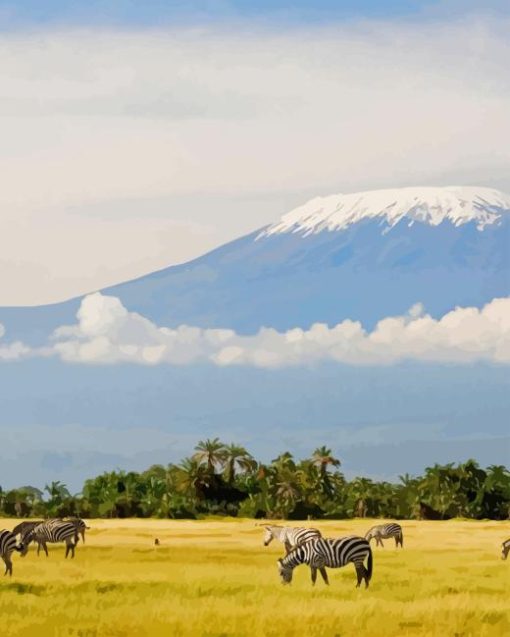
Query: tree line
1 439 509 520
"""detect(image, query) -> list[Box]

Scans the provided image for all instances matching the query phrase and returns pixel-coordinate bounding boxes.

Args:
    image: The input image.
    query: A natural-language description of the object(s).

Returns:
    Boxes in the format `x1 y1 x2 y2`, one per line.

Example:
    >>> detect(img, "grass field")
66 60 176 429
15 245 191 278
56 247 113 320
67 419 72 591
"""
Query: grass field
0 518 508 637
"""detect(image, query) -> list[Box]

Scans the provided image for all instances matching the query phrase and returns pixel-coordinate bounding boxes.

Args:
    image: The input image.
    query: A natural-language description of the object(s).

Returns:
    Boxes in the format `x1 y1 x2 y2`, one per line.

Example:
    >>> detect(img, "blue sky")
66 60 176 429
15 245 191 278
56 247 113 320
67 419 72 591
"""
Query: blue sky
1 0 508 29
0 0 508 489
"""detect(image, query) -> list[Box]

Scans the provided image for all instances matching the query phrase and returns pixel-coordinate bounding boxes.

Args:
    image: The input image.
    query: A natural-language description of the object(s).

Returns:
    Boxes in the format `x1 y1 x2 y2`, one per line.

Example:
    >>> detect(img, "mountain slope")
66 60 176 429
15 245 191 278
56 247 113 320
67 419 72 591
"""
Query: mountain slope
1 186 509 341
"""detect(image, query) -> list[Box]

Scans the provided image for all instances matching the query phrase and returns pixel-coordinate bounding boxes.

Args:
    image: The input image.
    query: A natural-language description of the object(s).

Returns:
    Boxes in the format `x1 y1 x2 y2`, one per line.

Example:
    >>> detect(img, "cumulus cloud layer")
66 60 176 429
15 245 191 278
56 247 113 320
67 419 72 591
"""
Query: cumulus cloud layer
0 293 490 367
0 18 509 304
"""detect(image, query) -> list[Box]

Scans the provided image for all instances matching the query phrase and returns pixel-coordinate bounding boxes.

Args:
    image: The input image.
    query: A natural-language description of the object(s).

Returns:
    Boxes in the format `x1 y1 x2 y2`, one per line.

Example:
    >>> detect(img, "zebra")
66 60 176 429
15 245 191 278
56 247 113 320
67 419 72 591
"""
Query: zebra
21 520 78 559
261 524 328 585
365 522 403 548
261 524 322 553
11 520 44 539
277 536 373 588
0 529 24 576
502 539 510 560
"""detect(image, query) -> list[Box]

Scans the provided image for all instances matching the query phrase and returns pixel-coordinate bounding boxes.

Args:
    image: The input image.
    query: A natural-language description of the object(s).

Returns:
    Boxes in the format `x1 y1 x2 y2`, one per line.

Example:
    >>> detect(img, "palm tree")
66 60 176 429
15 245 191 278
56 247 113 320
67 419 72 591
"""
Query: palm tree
310 447 341 497
193 438 226 473
311 446 341 475
348 477 374 518
176 457 212 501
222 444 256 484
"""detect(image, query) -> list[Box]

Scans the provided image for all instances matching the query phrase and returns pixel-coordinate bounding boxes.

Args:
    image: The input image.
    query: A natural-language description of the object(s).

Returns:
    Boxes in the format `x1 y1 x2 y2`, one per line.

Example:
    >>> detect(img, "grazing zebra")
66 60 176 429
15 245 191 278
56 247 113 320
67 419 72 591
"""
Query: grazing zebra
365 523 403 548
11 520 44 538
277 536 373 588
21 520 78 559
502 539 510 560
0 530 24 576
262 524 328 585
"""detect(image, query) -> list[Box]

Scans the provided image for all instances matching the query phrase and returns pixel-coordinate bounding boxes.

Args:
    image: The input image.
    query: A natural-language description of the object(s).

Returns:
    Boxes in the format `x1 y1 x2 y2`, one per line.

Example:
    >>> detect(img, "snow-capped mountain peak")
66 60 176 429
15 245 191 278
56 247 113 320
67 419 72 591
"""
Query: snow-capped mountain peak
259 186 510 238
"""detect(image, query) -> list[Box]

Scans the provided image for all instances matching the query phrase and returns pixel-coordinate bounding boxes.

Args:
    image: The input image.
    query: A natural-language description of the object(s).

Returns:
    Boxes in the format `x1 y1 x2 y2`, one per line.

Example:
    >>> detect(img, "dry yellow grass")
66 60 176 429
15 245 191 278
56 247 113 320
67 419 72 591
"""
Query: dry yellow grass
0 518 509 636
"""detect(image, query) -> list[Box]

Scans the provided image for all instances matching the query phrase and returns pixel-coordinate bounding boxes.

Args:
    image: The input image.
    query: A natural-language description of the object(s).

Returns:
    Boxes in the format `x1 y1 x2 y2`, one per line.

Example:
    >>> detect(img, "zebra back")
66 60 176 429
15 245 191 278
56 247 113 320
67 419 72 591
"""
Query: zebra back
287 527 322 548
365 522 402 540
11 520 44 538
32 520 77 544
0 530 19 557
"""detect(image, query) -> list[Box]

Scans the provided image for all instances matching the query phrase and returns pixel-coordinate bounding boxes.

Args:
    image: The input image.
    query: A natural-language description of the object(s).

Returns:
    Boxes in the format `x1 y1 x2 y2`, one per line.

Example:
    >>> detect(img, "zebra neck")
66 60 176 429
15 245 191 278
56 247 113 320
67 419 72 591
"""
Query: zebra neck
282 546 307 568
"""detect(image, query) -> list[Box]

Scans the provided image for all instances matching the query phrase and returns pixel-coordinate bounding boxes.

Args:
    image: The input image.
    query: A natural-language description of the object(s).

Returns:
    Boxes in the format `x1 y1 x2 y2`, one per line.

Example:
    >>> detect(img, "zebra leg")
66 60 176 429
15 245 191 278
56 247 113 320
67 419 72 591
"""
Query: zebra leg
319 567 329 586
42 542 49 557
3 556 13 576
284 541 291 555
65 540 76 559
310 567 317 586
355 563 363 588
377 536 384 548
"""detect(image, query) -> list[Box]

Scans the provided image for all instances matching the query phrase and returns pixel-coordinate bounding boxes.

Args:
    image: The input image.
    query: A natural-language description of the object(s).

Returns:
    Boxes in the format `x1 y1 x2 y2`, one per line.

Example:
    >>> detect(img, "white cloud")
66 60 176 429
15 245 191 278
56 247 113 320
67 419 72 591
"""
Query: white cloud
0 323 31 360
22 292 506 367
0 19 509 304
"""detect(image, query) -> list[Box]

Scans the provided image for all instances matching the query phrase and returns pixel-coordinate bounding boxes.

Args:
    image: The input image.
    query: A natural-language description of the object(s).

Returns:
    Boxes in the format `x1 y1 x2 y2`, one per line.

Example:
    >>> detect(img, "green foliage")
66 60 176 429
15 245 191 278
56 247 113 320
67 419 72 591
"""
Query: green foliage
0 444 508 520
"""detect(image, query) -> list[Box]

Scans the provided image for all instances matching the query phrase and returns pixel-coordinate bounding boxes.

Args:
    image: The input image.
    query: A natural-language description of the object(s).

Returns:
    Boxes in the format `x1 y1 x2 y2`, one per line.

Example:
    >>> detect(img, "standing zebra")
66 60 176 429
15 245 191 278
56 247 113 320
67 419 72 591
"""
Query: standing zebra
365 523 403 548
277 536 373 588
502 539 510 560
21 520 78 559
262 525 322 553
262 524 328 585
0 529 24 576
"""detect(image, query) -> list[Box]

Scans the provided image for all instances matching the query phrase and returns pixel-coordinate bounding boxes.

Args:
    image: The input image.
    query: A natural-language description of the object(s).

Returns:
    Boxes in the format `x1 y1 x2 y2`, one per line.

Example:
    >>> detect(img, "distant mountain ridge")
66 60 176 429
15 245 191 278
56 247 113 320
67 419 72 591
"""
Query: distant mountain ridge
1 186 509 342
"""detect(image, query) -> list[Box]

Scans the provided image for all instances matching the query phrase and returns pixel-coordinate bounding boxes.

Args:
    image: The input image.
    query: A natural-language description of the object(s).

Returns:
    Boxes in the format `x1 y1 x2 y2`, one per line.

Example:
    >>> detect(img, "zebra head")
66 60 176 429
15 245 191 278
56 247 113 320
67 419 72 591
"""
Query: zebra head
263 526 275 547
13 535 26 555
18 531 32 557
277 558 293 585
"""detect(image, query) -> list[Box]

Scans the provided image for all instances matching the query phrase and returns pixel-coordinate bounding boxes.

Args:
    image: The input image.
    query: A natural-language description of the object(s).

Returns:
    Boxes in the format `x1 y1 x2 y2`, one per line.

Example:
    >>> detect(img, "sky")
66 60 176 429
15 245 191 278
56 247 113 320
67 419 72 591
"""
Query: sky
0 2 509 489
0 1 509 304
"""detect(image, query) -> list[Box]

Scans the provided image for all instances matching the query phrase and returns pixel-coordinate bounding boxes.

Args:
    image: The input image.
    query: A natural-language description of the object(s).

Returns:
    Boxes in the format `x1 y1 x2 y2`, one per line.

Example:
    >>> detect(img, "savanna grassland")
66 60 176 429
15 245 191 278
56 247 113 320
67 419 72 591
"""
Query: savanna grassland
0 518 508 637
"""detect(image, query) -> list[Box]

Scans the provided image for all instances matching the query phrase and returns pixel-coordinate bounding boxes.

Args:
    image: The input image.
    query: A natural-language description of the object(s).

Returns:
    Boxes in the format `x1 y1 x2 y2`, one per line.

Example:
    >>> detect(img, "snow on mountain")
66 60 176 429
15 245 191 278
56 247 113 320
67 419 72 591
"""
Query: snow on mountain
0 186 508 341
260 186 510 237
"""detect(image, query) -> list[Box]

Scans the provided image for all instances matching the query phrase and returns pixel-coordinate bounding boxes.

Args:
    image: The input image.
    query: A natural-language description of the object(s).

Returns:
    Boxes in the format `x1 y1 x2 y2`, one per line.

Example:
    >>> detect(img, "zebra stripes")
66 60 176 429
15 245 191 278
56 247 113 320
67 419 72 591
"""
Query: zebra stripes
277 536 373 588
11 520 44 538
0 529 23 576
22 520 78 559
54 517 90 544
262 525 322 553
262 524 328 585
502 538 510 560
365 523 403 548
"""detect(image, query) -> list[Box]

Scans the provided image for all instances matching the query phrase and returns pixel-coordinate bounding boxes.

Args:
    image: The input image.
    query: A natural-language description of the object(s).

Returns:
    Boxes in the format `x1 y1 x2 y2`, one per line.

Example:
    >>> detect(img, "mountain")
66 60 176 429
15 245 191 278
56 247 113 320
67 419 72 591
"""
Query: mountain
1 186 509 341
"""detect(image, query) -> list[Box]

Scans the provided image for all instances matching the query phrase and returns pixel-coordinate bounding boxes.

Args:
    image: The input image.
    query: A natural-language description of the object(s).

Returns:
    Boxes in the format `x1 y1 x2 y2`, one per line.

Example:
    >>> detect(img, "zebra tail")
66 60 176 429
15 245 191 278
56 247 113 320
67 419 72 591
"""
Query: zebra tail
366 547 373 581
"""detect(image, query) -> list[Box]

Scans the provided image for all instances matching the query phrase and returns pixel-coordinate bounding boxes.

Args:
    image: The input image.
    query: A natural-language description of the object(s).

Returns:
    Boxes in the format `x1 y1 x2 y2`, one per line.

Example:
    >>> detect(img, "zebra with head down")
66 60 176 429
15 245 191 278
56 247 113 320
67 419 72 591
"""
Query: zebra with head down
365 523 403 548
261 524 328 585
277 535 373 588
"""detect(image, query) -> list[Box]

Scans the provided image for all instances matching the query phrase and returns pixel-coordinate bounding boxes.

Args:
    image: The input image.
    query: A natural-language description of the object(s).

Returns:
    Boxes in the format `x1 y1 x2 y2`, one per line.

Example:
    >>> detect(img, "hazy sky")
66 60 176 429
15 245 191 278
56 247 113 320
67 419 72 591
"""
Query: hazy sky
1 3 509 305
